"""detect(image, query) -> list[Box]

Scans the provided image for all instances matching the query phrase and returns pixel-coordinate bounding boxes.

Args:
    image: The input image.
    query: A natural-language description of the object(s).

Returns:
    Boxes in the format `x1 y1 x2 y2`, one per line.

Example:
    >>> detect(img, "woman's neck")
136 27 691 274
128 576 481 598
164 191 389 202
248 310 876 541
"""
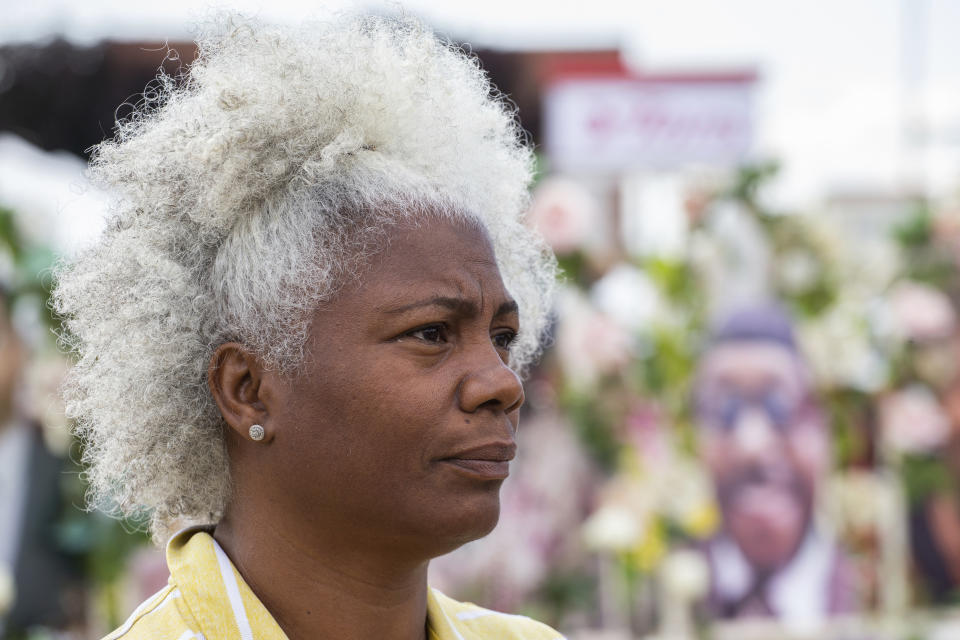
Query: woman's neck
214 508 430 640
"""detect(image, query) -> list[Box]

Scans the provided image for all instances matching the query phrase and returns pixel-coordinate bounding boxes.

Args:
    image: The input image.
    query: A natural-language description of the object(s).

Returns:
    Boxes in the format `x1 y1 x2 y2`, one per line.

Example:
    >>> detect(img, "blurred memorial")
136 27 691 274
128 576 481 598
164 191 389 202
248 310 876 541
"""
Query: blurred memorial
694 304 857 621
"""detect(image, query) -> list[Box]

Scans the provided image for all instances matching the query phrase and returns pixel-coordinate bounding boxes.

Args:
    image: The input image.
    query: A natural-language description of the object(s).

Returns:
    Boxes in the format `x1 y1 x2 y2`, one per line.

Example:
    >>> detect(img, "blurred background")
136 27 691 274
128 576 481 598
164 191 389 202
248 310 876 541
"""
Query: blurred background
2 1 960 638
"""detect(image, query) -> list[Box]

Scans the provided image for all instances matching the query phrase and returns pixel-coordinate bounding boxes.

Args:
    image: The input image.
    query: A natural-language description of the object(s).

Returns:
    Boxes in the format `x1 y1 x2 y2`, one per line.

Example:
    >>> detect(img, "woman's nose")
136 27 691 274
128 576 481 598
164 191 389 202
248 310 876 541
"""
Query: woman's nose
458 352 525 415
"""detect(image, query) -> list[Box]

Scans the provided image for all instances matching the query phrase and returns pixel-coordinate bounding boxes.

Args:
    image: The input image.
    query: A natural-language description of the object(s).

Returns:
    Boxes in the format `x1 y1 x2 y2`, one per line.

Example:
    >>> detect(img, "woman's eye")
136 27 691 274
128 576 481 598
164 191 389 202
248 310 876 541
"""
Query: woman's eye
492 331 517 350
407 325 447 344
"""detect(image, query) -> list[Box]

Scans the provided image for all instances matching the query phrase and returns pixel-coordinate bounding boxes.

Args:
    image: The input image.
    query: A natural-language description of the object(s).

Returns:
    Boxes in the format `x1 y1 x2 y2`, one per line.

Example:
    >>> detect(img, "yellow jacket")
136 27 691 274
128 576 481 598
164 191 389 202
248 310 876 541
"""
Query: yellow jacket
104 528 564 640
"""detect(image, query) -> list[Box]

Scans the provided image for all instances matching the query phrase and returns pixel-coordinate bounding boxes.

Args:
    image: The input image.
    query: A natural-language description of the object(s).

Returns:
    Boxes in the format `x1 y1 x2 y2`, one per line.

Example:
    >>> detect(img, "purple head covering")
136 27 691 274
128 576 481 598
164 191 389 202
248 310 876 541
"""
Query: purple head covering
708 302 798 352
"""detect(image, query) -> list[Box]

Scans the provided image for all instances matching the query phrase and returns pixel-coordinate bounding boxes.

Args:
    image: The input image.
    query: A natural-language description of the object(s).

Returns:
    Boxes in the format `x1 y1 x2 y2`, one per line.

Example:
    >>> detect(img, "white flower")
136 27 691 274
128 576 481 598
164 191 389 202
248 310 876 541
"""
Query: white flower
590 263 664 332
798 301 889 392
582 505 644 552
776 249 820 293
692 203 772 316
801 212 845 267
880 385 951 455
660 549 710 601
526 177 599 255
843 238 901 294
656 460 716 535
823 470 886 533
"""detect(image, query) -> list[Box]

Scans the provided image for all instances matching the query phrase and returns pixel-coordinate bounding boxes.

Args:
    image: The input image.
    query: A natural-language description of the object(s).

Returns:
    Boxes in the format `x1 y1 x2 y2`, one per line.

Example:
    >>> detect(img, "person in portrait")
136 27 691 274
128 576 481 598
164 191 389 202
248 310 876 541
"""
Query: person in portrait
693 304 857 622
53 13 562 640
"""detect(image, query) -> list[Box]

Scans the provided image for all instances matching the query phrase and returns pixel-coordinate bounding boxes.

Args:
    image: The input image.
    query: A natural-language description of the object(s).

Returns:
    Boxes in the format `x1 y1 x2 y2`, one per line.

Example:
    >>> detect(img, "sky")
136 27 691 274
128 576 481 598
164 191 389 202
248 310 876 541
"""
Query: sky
2 0 959 251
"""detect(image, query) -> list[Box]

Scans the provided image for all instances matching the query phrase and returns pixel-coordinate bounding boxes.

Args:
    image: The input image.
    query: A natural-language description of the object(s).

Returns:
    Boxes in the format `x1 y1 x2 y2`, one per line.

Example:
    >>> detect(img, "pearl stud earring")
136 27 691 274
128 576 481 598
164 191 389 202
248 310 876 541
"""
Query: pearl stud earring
249 424 265 441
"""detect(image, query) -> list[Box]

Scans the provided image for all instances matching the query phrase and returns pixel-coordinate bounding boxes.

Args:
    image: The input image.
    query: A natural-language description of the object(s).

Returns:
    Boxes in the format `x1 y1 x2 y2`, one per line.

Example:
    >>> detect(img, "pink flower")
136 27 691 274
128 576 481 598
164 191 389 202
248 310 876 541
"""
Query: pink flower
625 402 672 470
880 385 950 455
526 178 598 255
555 288 633 389
888 281 956 343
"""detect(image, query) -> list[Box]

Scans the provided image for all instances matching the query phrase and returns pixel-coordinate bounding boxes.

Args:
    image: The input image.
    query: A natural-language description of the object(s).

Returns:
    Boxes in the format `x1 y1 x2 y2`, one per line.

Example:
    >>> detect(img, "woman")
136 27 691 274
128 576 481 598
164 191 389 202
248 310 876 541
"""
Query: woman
54 13 560 640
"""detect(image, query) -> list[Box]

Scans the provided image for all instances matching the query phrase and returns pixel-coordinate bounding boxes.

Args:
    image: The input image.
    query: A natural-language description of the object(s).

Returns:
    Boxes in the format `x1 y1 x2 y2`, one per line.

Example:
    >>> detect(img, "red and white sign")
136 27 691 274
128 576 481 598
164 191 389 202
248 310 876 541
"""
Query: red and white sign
543 71 756 172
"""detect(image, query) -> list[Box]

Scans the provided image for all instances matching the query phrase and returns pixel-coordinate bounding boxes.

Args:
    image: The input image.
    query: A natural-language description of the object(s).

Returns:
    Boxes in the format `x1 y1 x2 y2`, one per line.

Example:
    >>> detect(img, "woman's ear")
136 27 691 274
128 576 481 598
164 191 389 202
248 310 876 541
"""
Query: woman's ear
208 342 274 443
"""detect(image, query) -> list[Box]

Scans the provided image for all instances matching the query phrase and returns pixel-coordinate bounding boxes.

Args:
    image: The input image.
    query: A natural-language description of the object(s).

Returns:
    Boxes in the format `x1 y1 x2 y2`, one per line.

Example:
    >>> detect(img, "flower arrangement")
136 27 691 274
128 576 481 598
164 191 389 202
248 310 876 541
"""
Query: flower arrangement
522 162 960 634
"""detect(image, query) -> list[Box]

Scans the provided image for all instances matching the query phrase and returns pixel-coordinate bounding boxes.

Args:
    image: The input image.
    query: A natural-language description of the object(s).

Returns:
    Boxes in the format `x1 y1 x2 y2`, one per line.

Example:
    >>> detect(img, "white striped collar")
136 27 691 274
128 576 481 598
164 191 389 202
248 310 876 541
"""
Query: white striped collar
166 527 286 640
212 539 255 640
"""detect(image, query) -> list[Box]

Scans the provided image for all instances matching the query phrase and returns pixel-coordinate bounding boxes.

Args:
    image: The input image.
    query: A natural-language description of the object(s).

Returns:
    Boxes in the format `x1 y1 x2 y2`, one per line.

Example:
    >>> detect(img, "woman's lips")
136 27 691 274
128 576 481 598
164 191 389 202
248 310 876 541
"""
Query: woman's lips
439 441 516 480
440 458 511 480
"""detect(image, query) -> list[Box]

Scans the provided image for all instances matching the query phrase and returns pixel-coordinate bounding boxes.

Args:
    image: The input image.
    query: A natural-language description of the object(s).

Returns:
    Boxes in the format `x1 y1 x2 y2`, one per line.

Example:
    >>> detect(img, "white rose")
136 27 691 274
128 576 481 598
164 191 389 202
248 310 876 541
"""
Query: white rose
660 549 709 601
582 505 643 552
798 302 889 392
590 263 665 332
824 470 884 532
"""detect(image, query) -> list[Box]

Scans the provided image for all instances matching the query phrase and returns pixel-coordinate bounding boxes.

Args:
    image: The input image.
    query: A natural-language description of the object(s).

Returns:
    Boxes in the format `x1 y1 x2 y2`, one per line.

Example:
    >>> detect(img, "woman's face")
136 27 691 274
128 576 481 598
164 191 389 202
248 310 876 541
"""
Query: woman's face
258 217 524 557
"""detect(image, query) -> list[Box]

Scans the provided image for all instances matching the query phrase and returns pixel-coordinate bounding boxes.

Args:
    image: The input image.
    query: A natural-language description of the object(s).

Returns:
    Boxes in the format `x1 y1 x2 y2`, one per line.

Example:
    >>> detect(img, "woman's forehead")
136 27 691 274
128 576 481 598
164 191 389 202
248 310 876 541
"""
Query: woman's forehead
328 218 511 311
378 216 486 263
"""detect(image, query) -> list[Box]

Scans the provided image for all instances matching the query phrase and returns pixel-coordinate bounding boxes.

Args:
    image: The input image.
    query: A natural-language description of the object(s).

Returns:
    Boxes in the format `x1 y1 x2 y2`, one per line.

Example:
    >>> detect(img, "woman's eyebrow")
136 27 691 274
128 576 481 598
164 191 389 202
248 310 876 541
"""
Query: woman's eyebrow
494 300 519 318
382 296 478 316
380 296 518 318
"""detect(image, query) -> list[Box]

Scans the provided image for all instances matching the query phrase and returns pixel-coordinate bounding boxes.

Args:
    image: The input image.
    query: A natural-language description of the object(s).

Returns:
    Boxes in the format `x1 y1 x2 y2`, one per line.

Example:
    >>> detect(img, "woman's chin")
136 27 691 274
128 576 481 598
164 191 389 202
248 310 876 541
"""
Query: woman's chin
421 494 502 554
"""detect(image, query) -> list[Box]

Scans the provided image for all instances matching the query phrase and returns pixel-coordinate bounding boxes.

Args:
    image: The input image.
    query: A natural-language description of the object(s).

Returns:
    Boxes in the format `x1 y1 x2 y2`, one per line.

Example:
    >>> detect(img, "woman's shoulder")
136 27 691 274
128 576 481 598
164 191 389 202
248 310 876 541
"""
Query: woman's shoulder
429 588 565 640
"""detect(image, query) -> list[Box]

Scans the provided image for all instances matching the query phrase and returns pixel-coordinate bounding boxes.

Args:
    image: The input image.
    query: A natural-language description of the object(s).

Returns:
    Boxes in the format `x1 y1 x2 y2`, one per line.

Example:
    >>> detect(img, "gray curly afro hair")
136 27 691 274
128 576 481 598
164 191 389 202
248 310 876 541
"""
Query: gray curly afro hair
53 13 557 541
